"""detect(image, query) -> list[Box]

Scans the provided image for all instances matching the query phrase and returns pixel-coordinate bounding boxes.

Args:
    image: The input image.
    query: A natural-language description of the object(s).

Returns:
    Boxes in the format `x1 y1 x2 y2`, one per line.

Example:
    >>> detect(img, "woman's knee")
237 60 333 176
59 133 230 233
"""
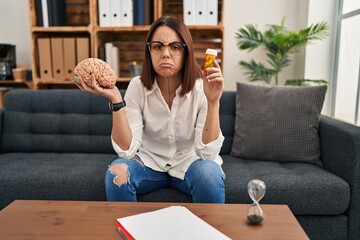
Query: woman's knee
186 160 225 203
190 160 222 176
108 163 129 187
106 158 131 187
187 160 224 186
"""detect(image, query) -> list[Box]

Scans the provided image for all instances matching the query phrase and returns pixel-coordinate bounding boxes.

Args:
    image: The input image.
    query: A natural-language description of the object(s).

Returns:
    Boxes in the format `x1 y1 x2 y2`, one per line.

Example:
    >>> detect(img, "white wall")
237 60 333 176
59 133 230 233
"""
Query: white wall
223 0 310 90
304 0 337 114
0 0 31 65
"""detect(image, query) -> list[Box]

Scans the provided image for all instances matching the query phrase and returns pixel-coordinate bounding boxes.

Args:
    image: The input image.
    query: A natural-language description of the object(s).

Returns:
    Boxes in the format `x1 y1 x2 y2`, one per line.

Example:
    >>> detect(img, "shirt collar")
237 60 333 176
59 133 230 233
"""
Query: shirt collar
144 78 158 96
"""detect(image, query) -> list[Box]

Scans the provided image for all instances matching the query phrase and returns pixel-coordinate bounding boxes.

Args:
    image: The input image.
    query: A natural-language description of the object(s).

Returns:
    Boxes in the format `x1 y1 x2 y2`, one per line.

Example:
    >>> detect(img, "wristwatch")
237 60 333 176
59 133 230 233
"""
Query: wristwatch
109 101 126 112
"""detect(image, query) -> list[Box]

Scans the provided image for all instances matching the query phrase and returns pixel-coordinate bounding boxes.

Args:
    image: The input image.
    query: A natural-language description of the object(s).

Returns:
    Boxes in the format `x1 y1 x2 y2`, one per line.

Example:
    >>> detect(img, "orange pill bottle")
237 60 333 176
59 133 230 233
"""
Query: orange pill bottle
204 48 218 69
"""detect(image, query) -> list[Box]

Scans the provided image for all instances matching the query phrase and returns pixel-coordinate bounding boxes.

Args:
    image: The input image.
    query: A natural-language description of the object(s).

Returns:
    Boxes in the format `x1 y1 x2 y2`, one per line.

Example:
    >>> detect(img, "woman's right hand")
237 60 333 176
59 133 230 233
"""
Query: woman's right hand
74 74 122 103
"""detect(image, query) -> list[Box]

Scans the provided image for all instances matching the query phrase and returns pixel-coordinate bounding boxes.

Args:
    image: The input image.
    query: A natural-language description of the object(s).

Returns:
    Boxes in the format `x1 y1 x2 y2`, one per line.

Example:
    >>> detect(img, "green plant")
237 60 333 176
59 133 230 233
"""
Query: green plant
235 18 329 85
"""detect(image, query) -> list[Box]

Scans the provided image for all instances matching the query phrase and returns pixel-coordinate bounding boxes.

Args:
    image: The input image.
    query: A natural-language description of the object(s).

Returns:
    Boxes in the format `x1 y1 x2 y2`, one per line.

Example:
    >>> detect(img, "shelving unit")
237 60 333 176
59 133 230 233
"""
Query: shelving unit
25 0 224 90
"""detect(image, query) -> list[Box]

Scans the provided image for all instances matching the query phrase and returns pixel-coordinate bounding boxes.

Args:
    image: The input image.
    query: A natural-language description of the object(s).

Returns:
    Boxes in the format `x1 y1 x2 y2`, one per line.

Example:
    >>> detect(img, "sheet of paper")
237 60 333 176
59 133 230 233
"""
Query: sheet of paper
117 206 231 240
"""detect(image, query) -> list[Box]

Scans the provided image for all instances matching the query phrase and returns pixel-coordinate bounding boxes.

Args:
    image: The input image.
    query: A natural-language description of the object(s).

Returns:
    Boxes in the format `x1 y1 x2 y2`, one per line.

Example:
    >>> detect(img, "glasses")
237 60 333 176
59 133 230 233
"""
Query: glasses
147 41 186 55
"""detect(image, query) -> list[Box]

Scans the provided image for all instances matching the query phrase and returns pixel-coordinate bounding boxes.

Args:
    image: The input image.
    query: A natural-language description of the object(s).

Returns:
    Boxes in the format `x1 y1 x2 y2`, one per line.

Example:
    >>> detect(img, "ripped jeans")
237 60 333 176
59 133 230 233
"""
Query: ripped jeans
105 156 225 203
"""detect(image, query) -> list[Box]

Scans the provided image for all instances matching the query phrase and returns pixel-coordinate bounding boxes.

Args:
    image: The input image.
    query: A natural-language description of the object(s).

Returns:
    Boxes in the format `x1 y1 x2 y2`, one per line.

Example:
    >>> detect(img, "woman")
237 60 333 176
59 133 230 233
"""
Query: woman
76 16 225 203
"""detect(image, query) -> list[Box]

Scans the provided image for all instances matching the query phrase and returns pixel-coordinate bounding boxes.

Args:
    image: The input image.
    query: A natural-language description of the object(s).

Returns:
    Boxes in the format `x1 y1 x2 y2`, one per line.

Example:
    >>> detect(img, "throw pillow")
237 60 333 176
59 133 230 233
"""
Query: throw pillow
231 82 327 166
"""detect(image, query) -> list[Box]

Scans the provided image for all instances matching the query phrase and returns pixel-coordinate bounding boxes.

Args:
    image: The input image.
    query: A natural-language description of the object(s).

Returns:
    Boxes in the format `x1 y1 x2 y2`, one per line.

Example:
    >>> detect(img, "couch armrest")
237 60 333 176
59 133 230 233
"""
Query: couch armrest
0 108 4 148
319 115 360 240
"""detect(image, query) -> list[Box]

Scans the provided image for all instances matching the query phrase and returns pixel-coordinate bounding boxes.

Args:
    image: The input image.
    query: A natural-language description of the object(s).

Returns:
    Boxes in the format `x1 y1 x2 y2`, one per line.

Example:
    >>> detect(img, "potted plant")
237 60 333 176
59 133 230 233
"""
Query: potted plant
235 18 329 86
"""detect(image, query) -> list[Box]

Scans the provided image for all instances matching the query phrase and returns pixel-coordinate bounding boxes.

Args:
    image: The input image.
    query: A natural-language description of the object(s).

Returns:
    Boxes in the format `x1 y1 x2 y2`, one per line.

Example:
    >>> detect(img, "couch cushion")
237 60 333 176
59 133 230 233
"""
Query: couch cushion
0 152 118 209
219 92 236 154
222 155 350 215
231 82 327 166
1 89 114 153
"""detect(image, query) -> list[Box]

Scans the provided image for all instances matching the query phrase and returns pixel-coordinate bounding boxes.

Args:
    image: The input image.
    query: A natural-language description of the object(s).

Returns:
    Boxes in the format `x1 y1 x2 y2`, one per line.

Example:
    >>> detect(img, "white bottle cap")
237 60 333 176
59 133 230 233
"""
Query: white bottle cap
206 48 218 56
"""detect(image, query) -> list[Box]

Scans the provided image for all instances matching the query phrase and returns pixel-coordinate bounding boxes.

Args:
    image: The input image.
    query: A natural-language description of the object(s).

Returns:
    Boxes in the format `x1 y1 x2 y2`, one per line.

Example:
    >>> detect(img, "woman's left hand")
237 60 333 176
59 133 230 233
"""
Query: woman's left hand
203 60 224 103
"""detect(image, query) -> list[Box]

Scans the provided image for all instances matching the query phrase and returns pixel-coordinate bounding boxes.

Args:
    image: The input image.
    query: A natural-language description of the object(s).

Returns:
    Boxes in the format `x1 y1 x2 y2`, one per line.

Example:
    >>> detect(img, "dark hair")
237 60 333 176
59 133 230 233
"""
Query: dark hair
140 16 202 96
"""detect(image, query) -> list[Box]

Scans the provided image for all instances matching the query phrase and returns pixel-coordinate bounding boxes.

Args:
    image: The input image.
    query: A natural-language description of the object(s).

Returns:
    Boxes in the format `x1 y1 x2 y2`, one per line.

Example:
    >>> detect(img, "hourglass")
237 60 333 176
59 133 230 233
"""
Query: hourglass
247 179 266 224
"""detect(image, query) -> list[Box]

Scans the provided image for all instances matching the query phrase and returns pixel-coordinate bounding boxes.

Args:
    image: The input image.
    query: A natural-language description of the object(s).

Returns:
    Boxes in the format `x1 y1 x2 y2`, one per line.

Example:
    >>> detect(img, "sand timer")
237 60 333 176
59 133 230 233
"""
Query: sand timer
247 179 266 224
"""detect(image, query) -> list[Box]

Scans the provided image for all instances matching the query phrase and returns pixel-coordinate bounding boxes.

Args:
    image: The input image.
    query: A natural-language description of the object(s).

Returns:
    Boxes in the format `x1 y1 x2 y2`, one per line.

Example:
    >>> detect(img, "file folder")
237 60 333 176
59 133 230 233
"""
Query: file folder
51 38 65 78
116 206 231 240
111 45 119 77
144 0 153 25
35 0 43 26
183 0 195 25
76 38 90 63
98 0 111 26
63 38 76 79
134 0 145 25
47 0 67 26
38 38 53 78
104 42 119 77
41 0 49 27
195 0 207 25
110 0 121 26
105 42 113 67
206 0 218 25
120 0 133 26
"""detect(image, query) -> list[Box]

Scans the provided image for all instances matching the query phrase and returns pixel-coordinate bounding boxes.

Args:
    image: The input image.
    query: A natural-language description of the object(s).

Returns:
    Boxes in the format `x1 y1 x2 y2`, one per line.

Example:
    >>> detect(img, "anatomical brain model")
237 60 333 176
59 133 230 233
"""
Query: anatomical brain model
73 58 116 88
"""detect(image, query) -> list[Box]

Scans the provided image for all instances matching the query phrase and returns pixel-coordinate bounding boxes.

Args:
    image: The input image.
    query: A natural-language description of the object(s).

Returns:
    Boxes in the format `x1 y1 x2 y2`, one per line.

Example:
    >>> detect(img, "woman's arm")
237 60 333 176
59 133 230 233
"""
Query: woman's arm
202 60 224 144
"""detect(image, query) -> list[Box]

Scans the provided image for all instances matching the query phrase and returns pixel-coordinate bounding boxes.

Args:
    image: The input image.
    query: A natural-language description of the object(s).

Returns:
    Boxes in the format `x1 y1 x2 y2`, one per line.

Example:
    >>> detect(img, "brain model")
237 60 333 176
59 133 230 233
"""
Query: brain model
73 58 116 88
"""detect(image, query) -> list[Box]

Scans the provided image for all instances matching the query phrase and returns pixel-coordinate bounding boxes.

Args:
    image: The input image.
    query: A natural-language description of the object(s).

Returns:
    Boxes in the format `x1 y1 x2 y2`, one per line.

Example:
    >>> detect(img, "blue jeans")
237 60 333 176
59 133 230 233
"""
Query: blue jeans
105 157 225 203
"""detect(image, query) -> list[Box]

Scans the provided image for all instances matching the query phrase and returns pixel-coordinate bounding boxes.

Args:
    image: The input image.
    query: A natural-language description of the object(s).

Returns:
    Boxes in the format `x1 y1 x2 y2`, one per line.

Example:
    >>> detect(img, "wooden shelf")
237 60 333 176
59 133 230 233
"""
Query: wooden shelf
31 26 91 33
0 80 33 89
26 0 224 90
95 26 151 32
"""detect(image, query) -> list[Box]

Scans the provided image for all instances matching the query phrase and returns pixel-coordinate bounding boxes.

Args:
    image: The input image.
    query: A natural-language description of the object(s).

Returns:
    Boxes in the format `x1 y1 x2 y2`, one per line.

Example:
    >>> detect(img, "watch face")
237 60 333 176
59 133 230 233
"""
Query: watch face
109 102 114 110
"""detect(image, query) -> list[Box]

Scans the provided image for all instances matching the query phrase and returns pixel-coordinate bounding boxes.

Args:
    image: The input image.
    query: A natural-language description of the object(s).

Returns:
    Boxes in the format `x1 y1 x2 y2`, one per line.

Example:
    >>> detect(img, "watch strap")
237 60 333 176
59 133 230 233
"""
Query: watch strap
109 100 126 112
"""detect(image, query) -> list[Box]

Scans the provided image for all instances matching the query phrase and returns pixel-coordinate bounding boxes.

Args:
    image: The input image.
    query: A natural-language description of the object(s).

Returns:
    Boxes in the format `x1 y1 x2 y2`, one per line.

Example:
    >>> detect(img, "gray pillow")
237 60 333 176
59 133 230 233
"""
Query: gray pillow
231 82 327 166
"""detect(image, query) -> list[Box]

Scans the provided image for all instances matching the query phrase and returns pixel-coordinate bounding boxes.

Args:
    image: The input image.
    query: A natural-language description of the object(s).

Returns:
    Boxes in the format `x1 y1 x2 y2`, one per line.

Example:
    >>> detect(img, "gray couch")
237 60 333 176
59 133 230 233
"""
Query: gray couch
0 89 359 240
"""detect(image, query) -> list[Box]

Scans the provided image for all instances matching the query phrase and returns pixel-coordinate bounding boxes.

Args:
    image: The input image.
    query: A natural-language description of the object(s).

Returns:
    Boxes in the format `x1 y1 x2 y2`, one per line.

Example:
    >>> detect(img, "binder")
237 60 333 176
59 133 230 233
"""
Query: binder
116 206 231 239
111 45 119 78
47 0 67 26
206 0 218 25
105 42 113 66
76 38 90 63
144 0 153 25
98 0 111 26
183 0 195 25
63 38 76 79
195 0 207 25
133 0 145 26
35 0 43 26
115 221 135 240
46 0 54 26
51 38 65 78
41 0 49 27
38 38 53 78
120 0 133 26
133 0 152 25
104 42 119 77
110 0 121 26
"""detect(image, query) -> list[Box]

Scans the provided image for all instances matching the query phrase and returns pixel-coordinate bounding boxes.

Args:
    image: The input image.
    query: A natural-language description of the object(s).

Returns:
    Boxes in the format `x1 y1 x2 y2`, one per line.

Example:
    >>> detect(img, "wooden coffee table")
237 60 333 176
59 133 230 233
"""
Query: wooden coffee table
0 200 308 239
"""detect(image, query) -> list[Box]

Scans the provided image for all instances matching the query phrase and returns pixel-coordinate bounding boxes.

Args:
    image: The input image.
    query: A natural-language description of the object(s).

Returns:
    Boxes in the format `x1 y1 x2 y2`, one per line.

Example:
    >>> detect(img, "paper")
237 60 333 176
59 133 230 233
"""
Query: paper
117 206 231 240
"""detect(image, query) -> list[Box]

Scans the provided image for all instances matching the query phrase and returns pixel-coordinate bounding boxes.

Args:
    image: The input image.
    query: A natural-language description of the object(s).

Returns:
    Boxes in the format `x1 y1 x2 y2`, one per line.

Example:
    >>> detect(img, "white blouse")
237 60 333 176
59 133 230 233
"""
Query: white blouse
111 76 224 180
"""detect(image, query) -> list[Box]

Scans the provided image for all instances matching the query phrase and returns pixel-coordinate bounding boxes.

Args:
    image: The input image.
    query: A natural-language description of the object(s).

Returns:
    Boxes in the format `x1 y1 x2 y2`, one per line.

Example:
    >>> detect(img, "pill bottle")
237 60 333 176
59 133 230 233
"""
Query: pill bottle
204 48 218 69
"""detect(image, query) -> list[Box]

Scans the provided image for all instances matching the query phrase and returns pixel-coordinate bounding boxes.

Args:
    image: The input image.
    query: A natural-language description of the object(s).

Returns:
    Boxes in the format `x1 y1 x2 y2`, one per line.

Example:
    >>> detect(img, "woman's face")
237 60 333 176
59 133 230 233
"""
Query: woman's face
149 26 185 79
